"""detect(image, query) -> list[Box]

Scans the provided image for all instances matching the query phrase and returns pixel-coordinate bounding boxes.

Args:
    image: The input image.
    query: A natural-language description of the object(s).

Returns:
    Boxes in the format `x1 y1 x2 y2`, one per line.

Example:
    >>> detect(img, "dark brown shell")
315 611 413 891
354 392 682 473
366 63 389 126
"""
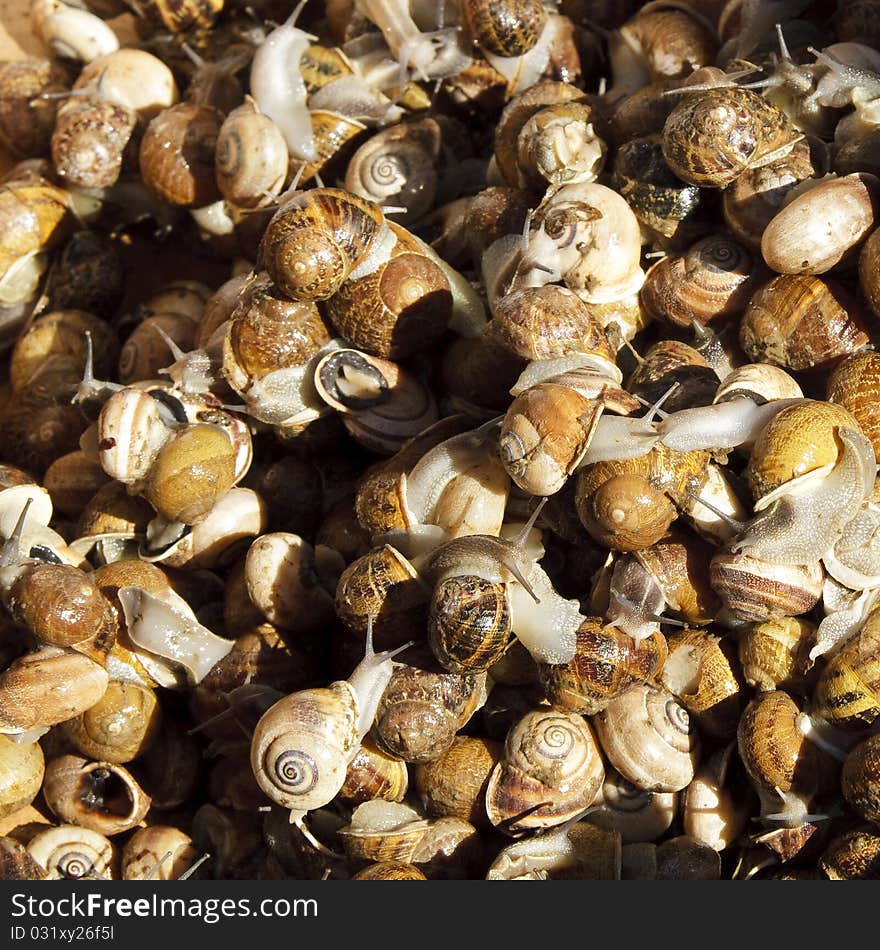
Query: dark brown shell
7 564 115 664
139 102 224 208
138 0 223 33
464 0 548 58
625 340 717 412
537 616 668 715
842 734 880 824
662 87 803 188
0 58 69 159
821 826 880 880
414 735 502 829
428 575 512 673
739 274 870 374
321 222 452 360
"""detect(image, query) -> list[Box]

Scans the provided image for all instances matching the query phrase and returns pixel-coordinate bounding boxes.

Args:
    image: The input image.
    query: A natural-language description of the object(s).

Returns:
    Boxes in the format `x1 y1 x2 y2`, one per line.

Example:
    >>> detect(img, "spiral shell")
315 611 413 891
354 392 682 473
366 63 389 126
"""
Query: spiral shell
486 709 605 832
0 733 44 819
215 98 288 210
662 87 803 188
587 769 678 844
737 616 816 692
122 826 198 881
26 825 115 880
594 684 700 792
0 58 69 160
344 118 441 224
641 233 760 328
340 734 409 806
828 350 880 462
813 617 880 731
428 575 512 674
250 681 359 815
709 552 825 623
259 188 386 302
821 826 880 880
51 97 135 190
463 0 548 57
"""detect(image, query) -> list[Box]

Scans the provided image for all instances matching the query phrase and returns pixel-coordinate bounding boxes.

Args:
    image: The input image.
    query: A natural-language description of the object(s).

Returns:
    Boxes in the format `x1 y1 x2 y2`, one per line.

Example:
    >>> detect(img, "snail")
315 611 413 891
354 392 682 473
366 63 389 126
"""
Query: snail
841 734 880 824
341 734 409 807
0 58 70 161
661 85 804 188
586 769 678 845
73 48 179 122
593 684 700 793
682 744 752 853
820 826 880 880
51 94 136 191
31 0 119 63
812 613 880 732
250 617 413 831
0 734 45 820
214 98 288 210
485 709 605 833
121 826 199 881
26 825 116 880
738 616 816 693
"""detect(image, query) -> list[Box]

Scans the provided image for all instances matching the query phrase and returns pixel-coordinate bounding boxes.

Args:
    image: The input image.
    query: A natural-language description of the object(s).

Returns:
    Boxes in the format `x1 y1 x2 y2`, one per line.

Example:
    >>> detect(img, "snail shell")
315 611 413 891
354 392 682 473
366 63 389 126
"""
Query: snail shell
340 734 409 806
682 744 751 853
413 736 502 830
828 350 880 462
661 87 803 188
860 225 880 317
143 423 238 525
372 659 487 764
761 173 880 275
214 98 288 210
428 575 512 674
618 5 717 83
117 312 197 387
0 58 69 160
813 617 880 731
139 102 224 209
0 733 44 819
714 363 804 406
74 49 179 122
659 629 745 739
739 274 870 373
820 826 880 880
745 400 862 506
352 862 427 880
51 96 135 190
537 616 668 716
42 754 151 836
321 221 453 360
259 187 386 302
344 117 442 224
137 0 222 33
121 826 198 881
586 769 678 844
43 230 124 321
709 552 825 623
334 544 427 650
485 709 605 833
296 109 368 187
594 684 700 793
737 689 824 825
737 616 816 692
0 837 50 880
842 734 880 824
463 0 548 57
635 529 721 625
640 233 760 328
60 680 161 764
612 132 705 247
515 101 606 190
26 825 115 880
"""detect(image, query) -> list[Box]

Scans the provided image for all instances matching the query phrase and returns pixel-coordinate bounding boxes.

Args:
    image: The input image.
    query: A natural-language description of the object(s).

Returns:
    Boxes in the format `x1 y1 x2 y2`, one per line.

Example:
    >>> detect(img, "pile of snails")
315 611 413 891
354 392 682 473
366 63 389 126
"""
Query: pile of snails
3 0 880 882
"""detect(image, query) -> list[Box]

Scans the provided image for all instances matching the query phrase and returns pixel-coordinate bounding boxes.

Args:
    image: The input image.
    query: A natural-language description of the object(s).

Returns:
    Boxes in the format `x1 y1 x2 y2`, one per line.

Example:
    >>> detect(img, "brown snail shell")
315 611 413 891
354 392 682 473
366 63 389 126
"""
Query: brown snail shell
43 451 109 520
842 734 880 824
26 825 116 880
0 58 69 160
860 225 880 317
761 173 880 275
143 423 237 526
745 400 862 505
485 709 605 833
594 684 700 793
820 826 880 880
352 862 428 880
641 233 760 328
709 552 825 623
828 350 880 462
428 575 512 674
739 274 870 374
259 187 386 302
42 754 151 836
137 0 223 33
625 339 718 412
486 285 615 364
414 735 502 829
335 544 428 651
737 616 816 693
635 529 721 625
372 660 487 764
5 562 115 664
51 96 136 190
0 647 109 733
321 221 453 360
463 0 548 57
60 680 161 764
661 87 803 188
537 616 668 716
0 837 50 880
619 5 717 82
340 734 409 807
586 769 678 845
139 102 224 209
0 734 44 820
295 109 368 187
